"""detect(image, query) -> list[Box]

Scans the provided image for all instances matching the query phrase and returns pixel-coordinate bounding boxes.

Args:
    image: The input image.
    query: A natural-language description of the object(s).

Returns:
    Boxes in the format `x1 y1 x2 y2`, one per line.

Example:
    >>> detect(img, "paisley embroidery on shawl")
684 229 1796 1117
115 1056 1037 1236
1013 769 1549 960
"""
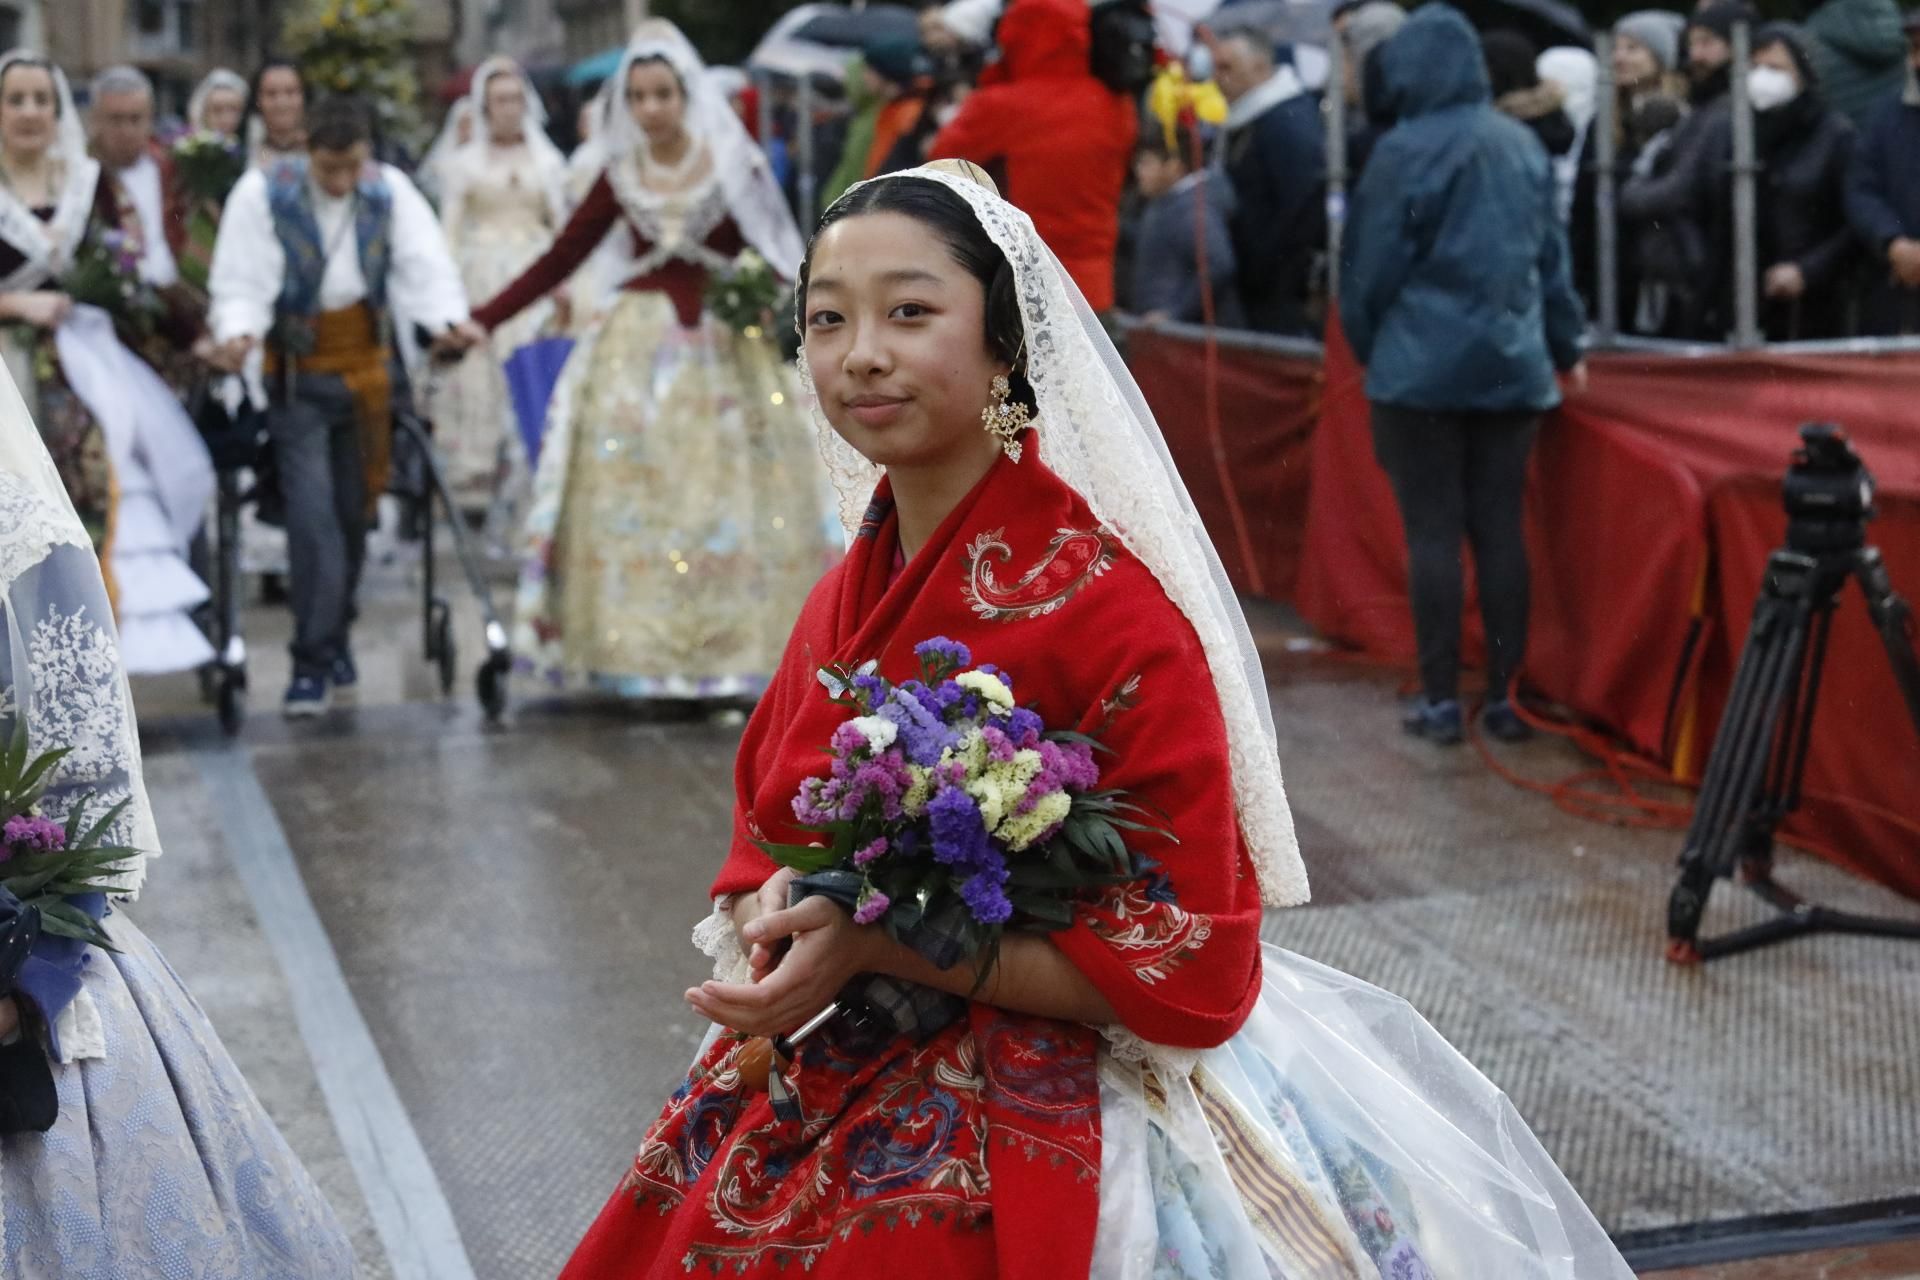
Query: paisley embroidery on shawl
977 1014 1101 1181
1081 871 1213 985
962 525 1117 623
625 1027 995 1271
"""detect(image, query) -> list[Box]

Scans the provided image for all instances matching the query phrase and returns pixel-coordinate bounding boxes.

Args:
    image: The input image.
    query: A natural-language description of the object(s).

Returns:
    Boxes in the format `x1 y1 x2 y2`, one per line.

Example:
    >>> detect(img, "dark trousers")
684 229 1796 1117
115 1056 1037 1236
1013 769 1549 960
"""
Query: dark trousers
269 373 367 679
1369 403 1539 705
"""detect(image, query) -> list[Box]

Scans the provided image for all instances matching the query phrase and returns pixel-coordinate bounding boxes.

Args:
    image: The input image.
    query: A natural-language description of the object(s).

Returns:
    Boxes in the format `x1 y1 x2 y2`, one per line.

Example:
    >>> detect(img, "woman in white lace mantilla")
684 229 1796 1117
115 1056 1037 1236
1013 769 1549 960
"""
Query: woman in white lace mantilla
470 20 841 701
0 51 214 676
0 360 355 1276
424 58 568 506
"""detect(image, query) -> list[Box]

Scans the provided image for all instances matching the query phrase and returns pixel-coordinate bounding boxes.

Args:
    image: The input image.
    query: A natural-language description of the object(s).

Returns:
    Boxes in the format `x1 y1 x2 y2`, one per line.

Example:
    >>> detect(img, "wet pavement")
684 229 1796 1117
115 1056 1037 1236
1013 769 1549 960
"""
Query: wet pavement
122 550 1920 1279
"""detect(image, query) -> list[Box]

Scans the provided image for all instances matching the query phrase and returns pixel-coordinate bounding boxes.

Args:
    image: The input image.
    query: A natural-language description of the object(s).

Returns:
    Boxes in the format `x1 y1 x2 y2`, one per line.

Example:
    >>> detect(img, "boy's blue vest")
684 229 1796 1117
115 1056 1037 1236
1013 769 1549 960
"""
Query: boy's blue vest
266 157 393 353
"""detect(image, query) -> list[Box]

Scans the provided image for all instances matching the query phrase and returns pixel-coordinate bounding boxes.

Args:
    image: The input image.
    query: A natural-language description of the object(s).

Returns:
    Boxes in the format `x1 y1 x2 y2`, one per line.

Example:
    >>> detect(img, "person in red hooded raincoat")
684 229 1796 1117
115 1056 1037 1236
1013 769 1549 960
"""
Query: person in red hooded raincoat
929 0 1139 310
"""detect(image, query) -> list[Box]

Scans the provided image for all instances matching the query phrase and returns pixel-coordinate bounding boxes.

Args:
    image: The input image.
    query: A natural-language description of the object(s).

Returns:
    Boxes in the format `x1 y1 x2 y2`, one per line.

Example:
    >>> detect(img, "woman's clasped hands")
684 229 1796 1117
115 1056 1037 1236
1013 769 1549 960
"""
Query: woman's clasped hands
685 865 887 1039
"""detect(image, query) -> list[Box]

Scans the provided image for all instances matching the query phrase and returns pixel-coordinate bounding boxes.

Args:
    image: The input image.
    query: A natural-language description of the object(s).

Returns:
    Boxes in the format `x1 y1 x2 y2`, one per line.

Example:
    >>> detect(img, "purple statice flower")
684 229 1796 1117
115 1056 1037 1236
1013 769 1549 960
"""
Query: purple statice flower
852 837 889 868
853 890 891 925
961 864 1013 924
914 636 971 671
830 720 873 760
925 679 969 717
850 671 890 710
1037 738 1101 793
793 776 842 826
841 751 913 822
878 687 957 766
928 785 994 871
1005 707 1044 749
980 725 1017 763
4 814 66 852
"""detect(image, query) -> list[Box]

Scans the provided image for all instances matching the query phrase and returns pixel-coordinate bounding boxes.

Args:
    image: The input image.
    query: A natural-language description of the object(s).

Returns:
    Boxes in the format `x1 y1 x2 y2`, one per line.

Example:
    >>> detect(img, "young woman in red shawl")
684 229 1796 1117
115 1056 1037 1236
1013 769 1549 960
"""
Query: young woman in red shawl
559 162 1633 1280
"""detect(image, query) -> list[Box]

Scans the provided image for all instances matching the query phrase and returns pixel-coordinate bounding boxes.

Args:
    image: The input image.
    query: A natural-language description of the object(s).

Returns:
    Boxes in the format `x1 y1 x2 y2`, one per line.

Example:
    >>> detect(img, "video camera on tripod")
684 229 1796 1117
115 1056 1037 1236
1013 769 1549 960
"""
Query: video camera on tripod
1666 424 1920 964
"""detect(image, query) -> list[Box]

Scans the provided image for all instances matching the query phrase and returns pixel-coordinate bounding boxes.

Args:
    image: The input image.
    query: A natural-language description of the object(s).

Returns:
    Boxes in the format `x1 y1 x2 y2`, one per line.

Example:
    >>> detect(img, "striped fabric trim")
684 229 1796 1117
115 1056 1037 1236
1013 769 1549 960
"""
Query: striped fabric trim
1192 1067 1369 1280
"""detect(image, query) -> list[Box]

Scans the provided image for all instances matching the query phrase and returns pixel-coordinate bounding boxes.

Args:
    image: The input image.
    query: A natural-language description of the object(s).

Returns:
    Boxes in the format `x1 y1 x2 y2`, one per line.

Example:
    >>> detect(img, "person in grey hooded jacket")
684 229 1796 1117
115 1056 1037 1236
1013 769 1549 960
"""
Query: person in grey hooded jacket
1338 2 1585 745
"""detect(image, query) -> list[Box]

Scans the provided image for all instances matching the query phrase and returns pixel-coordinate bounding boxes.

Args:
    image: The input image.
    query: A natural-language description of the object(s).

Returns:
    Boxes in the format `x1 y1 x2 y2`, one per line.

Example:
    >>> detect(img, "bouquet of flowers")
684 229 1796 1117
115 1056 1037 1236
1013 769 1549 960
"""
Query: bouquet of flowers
62 227 162 338
704 249 787 337
172 130 247 205
172 131 247 295
0 721 137 953
757 637 1166 1007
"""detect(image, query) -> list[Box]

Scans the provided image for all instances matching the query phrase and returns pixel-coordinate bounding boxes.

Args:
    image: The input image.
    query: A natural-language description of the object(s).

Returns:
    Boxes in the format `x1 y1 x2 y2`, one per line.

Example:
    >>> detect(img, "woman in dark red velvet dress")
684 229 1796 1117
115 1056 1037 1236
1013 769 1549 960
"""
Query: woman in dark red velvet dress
470 20 840 702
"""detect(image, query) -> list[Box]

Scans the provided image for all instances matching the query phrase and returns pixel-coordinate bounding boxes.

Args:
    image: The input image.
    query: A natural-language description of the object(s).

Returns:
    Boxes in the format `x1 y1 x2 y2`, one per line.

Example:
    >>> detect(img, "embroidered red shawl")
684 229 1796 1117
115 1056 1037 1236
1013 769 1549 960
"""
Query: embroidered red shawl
563 452 1265 1278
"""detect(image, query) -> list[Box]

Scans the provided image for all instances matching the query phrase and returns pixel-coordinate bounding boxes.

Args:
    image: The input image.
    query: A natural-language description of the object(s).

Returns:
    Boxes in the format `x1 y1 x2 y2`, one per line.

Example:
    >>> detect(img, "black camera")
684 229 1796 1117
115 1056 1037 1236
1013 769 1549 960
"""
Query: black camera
1783 423 1876 553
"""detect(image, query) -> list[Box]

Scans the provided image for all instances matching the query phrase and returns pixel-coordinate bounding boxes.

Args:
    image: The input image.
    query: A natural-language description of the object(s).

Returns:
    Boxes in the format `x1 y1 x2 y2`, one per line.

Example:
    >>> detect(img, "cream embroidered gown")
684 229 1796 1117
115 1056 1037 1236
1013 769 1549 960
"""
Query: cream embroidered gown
427 142 562 502
473 154 843 700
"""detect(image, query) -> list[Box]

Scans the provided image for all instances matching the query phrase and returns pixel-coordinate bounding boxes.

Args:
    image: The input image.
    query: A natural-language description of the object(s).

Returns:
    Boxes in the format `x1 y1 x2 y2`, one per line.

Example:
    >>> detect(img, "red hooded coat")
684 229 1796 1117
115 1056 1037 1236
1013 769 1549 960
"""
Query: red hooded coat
930 0 1139 310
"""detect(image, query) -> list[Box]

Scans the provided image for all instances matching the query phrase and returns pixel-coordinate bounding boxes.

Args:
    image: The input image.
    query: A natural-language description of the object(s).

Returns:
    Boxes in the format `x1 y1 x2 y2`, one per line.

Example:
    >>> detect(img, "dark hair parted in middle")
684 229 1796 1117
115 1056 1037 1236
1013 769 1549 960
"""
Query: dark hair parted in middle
306 95 375 152
801 176 1037 416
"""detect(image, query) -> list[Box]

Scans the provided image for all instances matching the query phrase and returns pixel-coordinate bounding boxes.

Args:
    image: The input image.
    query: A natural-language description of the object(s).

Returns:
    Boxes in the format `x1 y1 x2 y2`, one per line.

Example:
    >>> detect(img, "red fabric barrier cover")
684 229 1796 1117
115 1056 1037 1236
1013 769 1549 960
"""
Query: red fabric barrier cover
1297 320 1920 898
1126 327 1320 600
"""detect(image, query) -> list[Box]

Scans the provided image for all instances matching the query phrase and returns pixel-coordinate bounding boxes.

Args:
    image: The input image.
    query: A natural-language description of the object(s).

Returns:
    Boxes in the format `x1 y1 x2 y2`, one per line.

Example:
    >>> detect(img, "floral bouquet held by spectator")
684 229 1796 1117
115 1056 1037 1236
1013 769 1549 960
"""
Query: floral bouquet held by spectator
170 130 247 294
741 635 1167 1113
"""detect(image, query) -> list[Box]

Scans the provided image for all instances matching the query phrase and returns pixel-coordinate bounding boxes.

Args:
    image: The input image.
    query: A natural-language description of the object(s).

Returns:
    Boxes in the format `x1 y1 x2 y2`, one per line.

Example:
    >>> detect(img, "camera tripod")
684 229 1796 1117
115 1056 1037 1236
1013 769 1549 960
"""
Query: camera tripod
1666 534 1920 964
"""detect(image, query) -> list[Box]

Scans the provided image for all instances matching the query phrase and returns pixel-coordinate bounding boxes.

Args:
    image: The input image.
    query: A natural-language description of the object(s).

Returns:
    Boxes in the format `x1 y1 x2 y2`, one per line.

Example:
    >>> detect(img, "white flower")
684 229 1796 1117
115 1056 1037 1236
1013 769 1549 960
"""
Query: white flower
955 670 1015 712
846 715 898 753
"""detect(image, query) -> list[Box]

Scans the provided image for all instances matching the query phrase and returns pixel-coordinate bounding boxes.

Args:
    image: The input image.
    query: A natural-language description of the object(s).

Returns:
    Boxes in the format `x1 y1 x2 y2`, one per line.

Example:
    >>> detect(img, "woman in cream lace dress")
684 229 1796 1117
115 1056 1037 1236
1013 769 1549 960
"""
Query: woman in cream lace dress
426 58 567 505
471 22 840 702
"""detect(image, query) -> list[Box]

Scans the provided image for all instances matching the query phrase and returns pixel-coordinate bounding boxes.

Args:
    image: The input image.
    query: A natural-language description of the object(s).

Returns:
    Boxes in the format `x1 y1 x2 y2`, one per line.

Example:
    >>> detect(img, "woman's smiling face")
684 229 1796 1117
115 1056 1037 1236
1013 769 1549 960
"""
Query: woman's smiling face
802 209 1007 476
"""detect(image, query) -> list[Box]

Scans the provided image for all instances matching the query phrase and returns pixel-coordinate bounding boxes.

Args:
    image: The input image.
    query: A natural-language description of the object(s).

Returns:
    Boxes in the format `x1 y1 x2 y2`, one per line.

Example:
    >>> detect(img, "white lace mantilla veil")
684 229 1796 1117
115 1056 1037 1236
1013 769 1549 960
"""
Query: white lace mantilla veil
800 163 1308 908
0 359 159 1061
0 51 99 294
458 56 569 224
418 98 474 200
186 67 248 134
608 19 807 280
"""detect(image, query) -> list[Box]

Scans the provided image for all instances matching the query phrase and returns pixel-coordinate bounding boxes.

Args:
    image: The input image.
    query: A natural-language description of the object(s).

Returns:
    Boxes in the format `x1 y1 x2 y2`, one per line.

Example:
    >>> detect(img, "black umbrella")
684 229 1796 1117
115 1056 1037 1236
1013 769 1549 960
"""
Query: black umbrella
789 4 922 48
1437 0 1591 50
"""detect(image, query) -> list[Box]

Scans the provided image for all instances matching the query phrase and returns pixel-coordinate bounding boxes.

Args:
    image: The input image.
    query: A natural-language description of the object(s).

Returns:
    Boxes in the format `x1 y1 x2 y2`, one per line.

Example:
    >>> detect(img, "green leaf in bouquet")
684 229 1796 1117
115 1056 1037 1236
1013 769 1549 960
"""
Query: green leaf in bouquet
752 839 841 874
1046 729 1117 757
75 797 131 851
31 899 115 951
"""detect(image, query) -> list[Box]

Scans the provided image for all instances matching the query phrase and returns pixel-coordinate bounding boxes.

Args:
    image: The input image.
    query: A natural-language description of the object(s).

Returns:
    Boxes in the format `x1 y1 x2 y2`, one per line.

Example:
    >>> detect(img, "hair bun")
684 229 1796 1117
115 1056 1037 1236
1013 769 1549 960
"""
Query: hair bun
921 158 1000 196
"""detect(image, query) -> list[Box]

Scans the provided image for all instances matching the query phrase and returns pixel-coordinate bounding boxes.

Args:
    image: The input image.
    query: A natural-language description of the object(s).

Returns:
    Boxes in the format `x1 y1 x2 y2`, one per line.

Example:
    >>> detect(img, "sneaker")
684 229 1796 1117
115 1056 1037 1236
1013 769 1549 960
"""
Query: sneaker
329 651 358 699
1401 697 1464 746
1482 698 1535 743
283 674 331 719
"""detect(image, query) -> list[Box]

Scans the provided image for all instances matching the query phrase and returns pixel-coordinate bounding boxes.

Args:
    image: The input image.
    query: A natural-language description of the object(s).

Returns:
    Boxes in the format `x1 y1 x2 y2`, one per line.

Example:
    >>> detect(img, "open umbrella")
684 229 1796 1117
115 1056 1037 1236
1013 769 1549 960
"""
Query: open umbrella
1440 0 1590 51
788 3 920 46
565 46 625 88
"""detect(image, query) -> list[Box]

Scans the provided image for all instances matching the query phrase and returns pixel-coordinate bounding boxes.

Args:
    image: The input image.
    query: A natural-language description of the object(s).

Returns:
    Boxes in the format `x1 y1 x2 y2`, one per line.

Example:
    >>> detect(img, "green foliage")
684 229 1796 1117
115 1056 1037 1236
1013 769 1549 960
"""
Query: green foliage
0 718 138 952
282 0 425 148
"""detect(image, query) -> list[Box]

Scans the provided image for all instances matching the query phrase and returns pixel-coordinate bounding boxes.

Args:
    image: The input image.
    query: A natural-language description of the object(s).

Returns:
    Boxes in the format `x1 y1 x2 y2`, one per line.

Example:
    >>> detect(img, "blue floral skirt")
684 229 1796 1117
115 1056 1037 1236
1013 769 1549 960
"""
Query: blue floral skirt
1 914 357 1278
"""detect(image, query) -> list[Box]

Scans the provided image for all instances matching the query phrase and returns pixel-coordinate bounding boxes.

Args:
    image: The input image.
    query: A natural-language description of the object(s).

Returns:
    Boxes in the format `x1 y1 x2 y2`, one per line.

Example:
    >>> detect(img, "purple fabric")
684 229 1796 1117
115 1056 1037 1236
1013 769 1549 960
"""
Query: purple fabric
502 337 575 467
14 892 105 1059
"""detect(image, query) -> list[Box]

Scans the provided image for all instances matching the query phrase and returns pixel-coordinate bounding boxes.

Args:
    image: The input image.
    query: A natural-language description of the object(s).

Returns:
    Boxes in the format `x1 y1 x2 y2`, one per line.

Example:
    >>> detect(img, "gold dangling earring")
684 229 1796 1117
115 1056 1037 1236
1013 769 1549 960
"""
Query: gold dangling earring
981 371 1030 462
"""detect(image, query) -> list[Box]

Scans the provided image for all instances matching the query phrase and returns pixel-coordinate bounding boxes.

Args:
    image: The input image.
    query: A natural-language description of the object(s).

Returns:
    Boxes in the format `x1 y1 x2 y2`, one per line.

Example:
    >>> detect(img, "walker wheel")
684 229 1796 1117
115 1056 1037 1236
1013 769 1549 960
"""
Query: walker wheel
477 654 508 722
433 608 457 697
217 667 247 736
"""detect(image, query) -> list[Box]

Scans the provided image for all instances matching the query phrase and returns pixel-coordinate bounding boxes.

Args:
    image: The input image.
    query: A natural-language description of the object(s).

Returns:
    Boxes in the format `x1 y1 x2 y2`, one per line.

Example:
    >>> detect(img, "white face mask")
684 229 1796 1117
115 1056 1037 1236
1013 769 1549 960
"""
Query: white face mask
1747 64 1801 112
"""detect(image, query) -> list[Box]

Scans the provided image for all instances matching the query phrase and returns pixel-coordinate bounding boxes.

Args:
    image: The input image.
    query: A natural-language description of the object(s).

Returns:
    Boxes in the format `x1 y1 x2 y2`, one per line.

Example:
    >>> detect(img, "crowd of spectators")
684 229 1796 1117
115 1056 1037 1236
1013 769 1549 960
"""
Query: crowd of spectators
760 0 1920 344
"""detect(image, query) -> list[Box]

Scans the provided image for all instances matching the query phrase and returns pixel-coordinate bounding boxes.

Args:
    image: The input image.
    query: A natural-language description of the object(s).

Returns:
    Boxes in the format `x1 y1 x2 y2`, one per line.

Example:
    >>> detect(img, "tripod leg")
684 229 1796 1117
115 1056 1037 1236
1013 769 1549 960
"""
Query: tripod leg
1854 549 1920 739
1668 591 1808 958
